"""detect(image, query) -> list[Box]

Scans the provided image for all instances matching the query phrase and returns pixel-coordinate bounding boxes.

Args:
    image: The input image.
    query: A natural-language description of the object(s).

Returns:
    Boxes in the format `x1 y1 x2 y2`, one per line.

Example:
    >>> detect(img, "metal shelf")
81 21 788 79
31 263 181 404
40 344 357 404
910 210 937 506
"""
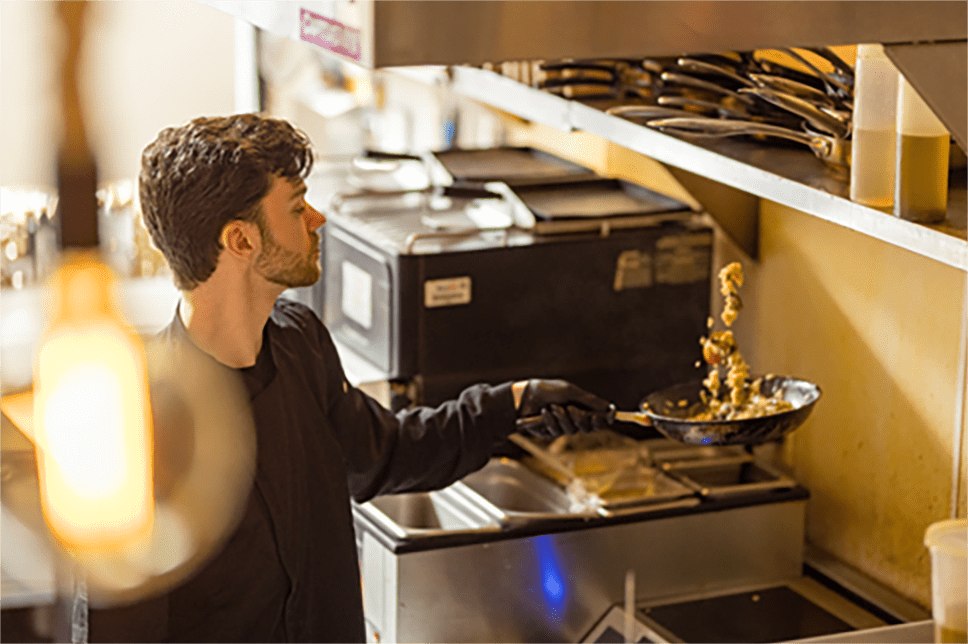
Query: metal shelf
451 66 968 271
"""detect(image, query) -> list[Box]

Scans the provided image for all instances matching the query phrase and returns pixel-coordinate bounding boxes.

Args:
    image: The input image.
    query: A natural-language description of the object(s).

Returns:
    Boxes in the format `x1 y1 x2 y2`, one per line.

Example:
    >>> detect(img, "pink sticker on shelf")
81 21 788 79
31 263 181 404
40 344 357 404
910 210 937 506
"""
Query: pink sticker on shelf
299 7 361 61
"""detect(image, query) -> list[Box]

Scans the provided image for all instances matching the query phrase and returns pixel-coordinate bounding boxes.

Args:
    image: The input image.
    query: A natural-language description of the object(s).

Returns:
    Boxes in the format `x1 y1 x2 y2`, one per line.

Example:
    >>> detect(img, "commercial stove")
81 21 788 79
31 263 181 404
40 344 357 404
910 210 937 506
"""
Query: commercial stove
353 439 923 643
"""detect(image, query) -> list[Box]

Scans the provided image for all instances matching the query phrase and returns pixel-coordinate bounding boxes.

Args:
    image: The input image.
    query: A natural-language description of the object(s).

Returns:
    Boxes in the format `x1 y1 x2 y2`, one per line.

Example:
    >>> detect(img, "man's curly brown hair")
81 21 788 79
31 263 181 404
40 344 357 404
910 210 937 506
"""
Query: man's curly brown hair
139 114 314 291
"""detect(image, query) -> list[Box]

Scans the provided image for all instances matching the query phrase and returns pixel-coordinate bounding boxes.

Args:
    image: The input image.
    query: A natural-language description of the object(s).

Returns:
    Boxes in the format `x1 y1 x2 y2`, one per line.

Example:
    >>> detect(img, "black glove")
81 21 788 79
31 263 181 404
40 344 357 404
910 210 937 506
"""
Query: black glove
517 379 613 438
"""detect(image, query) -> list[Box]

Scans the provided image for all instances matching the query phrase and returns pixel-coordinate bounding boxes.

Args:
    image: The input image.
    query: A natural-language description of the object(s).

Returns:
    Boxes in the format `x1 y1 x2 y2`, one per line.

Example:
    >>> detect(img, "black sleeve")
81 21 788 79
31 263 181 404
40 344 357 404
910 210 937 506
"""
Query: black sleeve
291 303 517 502
87 593 168 643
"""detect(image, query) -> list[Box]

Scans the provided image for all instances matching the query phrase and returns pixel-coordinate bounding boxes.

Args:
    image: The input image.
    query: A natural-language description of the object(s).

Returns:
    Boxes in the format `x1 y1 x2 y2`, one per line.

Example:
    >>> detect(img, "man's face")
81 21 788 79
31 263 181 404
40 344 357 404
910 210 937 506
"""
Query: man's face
254 174 326 288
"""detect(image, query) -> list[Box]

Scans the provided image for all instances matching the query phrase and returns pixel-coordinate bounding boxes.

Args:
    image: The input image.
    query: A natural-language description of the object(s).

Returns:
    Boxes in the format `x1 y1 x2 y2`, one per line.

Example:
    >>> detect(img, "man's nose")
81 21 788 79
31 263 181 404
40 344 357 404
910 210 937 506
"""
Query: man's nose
307 204 326 230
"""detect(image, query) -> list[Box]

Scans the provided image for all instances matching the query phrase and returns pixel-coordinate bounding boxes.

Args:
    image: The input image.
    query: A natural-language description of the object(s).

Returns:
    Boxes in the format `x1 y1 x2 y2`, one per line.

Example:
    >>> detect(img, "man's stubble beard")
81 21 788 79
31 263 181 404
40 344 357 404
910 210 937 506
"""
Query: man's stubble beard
254 221 321 288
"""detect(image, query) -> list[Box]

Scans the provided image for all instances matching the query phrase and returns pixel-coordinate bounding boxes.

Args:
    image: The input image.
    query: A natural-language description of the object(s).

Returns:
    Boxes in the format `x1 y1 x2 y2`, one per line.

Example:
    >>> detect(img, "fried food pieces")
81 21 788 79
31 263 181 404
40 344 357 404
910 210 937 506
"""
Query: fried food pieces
692 262 793 421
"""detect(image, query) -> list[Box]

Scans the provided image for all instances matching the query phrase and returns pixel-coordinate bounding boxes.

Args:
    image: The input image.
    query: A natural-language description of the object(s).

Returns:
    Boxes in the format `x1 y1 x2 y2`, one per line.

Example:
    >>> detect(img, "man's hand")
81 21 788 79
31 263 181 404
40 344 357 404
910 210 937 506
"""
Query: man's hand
515 379 613 437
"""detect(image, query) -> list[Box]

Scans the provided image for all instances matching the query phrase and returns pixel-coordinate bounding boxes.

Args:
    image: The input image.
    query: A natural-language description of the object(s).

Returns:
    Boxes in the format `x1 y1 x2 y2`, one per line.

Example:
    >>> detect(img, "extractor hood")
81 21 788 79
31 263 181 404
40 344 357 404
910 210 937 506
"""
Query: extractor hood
203 1 965 67
203 1 966 149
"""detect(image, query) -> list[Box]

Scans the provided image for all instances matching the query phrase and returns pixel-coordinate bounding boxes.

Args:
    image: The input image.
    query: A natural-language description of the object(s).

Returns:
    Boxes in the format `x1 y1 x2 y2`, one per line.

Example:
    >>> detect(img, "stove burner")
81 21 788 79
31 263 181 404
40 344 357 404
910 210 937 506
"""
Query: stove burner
642 586 853 643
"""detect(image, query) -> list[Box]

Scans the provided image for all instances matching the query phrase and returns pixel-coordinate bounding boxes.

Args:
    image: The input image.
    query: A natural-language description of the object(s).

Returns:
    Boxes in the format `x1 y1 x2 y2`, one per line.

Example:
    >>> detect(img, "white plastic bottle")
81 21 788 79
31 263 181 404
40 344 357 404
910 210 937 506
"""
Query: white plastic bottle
894 76 950 223
850 44 899 211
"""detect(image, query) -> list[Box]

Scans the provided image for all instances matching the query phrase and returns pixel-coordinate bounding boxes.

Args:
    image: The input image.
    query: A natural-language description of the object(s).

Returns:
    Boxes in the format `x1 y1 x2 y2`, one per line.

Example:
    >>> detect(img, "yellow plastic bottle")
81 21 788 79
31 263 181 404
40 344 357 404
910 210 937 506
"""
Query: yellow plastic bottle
894 77 950 223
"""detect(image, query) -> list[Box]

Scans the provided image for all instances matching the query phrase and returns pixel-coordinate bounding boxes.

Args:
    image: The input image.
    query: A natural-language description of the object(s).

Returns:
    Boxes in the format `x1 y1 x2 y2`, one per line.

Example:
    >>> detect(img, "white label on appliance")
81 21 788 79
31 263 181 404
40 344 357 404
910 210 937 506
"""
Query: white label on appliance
424 276 472 308
613 249 653 291
341 261 372 328
655 234 712 285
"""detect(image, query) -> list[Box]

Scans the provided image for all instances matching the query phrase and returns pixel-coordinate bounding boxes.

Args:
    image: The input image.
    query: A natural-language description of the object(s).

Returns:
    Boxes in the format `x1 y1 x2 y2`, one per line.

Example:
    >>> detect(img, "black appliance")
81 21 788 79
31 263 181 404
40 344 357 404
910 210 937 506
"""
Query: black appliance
314 179 713 410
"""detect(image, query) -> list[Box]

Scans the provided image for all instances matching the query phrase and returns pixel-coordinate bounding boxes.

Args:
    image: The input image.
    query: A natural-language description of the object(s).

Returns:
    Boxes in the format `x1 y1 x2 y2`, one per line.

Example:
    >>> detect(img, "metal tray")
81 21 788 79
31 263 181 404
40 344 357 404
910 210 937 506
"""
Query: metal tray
458 457 699 524
645 439 754 471
511 178 691 221
594 467 700 516
666 459 796 498
354 486 500 541
431 146 597 186
454 457 597 525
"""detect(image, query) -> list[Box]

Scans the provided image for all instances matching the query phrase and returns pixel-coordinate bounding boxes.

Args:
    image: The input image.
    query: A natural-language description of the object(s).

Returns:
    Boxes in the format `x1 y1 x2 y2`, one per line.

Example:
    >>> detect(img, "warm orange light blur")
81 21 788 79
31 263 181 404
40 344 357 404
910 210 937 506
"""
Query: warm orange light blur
33 254 154 551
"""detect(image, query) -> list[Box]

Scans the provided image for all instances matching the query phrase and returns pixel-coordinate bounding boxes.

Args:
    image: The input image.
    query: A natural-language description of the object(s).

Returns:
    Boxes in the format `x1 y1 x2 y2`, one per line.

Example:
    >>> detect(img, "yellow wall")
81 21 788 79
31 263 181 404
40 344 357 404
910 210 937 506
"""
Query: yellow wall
508 119 967 608
734 200 966 606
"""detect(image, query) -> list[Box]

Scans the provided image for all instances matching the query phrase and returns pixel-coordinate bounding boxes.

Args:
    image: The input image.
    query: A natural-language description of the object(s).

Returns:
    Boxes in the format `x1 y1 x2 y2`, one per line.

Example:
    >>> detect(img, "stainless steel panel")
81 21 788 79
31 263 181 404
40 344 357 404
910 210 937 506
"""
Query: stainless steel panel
886 41 968 152
211 2 966 70
371 2 966 66
360 500 806 642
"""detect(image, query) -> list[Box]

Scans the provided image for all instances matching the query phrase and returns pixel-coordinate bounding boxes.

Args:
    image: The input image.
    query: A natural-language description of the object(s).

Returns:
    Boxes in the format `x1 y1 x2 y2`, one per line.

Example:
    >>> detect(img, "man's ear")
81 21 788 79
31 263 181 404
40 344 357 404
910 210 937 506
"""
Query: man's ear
220 221 257 259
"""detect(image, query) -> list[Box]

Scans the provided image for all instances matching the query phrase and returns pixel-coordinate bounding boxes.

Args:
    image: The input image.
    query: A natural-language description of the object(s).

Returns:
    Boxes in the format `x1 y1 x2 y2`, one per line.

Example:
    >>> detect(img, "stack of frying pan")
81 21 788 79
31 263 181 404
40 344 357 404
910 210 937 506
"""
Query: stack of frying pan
518 48 855 172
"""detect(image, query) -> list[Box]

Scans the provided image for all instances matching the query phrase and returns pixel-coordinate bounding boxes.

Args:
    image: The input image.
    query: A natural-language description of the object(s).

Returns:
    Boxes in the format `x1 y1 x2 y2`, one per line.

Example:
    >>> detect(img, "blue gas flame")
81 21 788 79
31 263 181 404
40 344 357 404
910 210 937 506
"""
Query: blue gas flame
534 534 567 619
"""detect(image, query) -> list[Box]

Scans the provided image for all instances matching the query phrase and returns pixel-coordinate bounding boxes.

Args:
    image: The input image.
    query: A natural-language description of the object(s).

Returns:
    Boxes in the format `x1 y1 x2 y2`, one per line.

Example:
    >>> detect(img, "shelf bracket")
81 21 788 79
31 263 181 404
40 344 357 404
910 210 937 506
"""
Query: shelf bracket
659 165 760 260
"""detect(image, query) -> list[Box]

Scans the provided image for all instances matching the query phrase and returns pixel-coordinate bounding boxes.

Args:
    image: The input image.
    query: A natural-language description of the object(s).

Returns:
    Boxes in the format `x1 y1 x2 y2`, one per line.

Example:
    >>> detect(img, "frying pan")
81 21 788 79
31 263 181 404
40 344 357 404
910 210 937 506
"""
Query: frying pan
739 87 850 138
645 116 851 173
638 376 821 446
516 376 820 446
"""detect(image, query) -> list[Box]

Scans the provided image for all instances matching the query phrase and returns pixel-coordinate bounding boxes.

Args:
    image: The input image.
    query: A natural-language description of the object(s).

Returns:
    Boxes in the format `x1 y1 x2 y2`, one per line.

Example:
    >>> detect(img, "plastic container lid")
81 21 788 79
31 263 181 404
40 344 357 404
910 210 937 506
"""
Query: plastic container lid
856 43 888 60
924 518 968 557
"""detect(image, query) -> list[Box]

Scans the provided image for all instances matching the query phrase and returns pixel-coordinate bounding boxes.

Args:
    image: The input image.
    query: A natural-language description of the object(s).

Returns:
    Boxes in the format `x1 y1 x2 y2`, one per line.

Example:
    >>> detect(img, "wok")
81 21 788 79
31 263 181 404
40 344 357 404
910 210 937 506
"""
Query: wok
515 376 821 447
639 376 821 446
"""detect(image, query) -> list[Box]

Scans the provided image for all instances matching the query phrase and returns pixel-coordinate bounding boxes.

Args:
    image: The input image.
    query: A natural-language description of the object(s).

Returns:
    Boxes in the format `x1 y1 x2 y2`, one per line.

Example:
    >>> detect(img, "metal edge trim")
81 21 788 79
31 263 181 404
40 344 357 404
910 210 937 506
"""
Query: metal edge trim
951 286 967 519
803 544 933 623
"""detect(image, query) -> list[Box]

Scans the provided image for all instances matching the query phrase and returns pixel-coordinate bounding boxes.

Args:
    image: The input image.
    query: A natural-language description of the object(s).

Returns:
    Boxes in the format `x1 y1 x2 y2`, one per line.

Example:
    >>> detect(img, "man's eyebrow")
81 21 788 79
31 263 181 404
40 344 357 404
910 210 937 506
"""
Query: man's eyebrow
289 185 308 201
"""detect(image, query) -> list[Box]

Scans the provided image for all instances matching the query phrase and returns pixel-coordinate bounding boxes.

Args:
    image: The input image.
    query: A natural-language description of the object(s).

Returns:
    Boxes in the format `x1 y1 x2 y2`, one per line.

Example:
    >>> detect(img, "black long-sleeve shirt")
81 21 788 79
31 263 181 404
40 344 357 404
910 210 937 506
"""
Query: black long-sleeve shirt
89 298 516 642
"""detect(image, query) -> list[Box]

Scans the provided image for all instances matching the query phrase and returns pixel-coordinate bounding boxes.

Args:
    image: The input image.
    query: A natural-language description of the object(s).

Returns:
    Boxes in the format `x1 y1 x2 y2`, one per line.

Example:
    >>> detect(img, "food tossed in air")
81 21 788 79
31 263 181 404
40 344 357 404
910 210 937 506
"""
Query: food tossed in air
692 262 794 421
636 261 821 445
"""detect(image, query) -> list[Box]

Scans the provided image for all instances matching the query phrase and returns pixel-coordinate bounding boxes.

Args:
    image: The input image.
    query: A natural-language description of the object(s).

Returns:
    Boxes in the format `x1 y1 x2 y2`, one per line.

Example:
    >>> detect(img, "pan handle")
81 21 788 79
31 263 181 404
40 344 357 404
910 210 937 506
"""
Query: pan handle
647 117 847 171
780 48 853 98
749 73 835 106
675 58 756 88
647 116 815 145
738 87 849 137
660 71 756 105
605 105 697 120
515 406 648 433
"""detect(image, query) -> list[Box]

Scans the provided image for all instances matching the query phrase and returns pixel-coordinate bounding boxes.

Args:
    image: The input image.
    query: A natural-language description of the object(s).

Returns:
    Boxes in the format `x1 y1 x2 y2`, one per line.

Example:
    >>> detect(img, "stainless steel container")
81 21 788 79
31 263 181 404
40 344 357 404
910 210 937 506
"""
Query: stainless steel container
356 486 501 540
456 457 597 524
355 454 809 643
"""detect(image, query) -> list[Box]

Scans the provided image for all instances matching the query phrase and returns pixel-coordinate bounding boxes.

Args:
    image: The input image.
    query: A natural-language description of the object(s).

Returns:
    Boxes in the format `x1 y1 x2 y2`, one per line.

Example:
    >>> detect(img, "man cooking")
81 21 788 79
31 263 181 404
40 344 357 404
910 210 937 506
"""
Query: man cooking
88 113 612 642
